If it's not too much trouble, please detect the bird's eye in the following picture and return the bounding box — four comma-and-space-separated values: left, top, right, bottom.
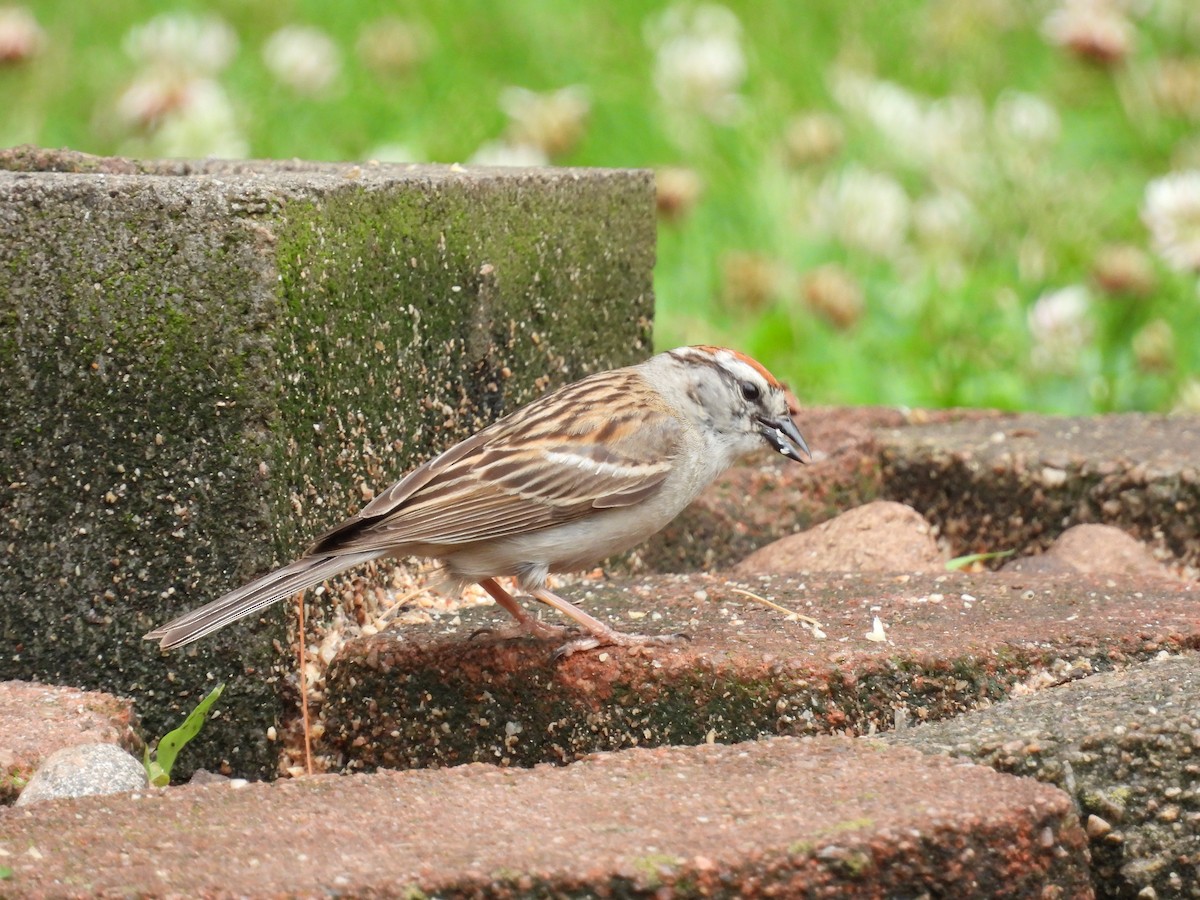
741, 382, 761, 402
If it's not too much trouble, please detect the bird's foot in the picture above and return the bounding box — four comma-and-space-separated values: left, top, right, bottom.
553, 628, 690, 660
475, 577, 582, 643
522, 584, 690, 659
469, 618, 579, 643
477, 578, 689, 659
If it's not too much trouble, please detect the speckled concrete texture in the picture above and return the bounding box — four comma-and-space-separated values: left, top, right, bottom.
886, 652, 1200, 899
0, 148, 654, 779
0, 681, 140, 805
14, 742, 146, 807
0, 736, 1093, 898
881, 412, 1200, 569
319, 571, 1198, 772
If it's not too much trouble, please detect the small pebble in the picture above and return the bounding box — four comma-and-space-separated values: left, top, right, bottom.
16, 744, 146, 807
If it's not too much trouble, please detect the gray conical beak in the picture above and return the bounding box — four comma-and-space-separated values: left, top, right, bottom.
758, 415, 811, 463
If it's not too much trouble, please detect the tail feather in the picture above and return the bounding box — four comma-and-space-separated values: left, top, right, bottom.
144, 551, 384, 650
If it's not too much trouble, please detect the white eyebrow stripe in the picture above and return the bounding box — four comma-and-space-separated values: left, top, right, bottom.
543, 449, 665, 479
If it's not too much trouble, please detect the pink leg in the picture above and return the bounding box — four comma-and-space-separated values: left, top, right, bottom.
477, 578, 575, 642
528, 587, 686, 658
477, 578, 685, 657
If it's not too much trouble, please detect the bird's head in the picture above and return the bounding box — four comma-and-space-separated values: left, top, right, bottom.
655, 345, 811, 464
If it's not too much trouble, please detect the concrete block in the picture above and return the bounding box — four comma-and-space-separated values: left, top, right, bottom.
0, 737, 1093, 897
0, 148, 654, 778
880, 412, 1200, 567
318, 570, 1199, 771
887, 653, 1200, 899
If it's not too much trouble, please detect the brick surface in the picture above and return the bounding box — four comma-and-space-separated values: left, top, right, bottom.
880, 412, 1200, 569
732, 500, 944, 575
0, 149, 654, 779
1005, 523, 1178, 578
0, 682, 140, 805
0, 736, 1092, 898
318, 571, 1198, 772
887, 652, 1200, 898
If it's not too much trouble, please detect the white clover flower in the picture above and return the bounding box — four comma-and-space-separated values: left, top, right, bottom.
140, 79, 247, 159
1149, 57, 1200, 120
468, 141, 549, 168
831, 71, 923, 153
913, 190, 979, 253
1174, 378, 1200, 413
655, 166, 704, 222
116, 71, 192, 130
720, 251, 783, 312
922, 94, 986, 166
500, 85, 590, 158
993, 91, 1062, 148
782, 112, 844, 166
356, 16, 430, 77
1028, 285, 1094, 370
1132, 318, 1175, 372
1042, 0, 1133, 65
263, 25, 341, 95
812, 165, 911, 258
830, 69, 983, 180
800, 264, 865, 330
1142, 171, 1200, 272
646, 3, 745, 122
123, 12, 237, 75
0, 6, 44, 63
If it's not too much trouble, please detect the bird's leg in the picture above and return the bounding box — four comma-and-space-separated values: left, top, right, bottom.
477, 578, 576, 642
528, 587, 686, 658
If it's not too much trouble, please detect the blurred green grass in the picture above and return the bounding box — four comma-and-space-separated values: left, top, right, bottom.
4, 0, 1199, 413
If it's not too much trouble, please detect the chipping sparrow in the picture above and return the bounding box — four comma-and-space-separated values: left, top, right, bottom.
145, 345, 810, 654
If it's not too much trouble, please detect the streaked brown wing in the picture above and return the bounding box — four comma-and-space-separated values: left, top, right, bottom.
308, 367, 684, 554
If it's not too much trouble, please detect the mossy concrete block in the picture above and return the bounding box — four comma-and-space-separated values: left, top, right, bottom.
880, 412, 1200, 568
318, 571, 1199, 773
0, 148, 654, 779
0, 738, 1093, 898
886, 653, 1200, 899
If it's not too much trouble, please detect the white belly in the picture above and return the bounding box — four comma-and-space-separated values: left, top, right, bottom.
439, 439, 732, 587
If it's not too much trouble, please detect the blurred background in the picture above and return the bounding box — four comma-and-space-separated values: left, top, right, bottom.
3, 0, 1199, 414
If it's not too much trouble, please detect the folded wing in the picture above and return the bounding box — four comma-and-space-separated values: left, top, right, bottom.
310, 368, 685, 553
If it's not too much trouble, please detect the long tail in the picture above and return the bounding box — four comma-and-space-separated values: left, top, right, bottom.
144, 550, 384, 650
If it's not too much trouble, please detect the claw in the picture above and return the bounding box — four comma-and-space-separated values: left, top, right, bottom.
553, 630, 688, 660
553, 638, 599, 659
470, 621, 577, 643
